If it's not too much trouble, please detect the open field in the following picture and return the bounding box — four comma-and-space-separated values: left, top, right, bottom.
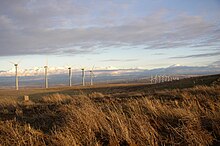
0, 74, 220, 145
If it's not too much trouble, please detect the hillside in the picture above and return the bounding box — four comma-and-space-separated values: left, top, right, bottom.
0, 74, 220, 145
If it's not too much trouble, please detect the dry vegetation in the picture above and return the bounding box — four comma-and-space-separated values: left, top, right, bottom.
0, 75, 220, 146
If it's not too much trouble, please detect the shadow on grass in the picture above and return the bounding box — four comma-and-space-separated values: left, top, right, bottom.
0, 103, 68, 133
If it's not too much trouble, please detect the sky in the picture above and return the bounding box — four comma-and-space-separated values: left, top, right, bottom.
0, 0, 220, 73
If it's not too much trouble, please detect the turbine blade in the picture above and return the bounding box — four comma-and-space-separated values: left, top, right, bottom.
17, 59, 22, 64
67, 64, 71, 68
9, 61, 16, 64
46, 57, 48, 66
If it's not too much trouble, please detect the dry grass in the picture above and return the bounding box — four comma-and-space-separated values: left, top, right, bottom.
0, 120, 46, 146
0, 84, 220, 145
41, 93, 72, 104
0, 98, 17, 108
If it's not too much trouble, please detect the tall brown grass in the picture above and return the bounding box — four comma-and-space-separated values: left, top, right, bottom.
0, 85, 220, 146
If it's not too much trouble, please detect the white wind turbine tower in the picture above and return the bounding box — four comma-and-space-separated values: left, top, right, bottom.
81, 67, 85, 86
165, 75, 167, 82
159, 75, 162, 83
9, 60, 21, 90
150, 75, 153, 84
158, 75, 161, 83
160, 75, 163, 83
89, 66, 95, 86
155, 74, 158, 84
162, 75, 164, 83
68, 66, 72, 87
44, 59, 48, 89
167, 76, 169, 82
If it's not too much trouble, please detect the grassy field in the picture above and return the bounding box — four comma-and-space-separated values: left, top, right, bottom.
0, 74, 220, 145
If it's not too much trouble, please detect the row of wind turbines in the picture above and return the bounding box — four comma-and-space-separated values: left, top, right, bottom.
150, 75, 179, 84
8, 61, 180, 91
10, 60, 95, 90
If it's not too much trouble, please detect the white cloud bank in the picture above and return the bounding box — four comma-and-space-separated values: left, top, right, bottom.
0, 0, 219, 57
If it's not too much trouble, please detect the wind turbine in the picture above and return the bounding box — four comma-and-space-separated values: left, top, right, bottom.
163, 75, 165, 83
68, 66, 72, 86
150, 76, 153, 84
9, 60, 21, 90
44, 59, 48, 88
155, 74, 158, 84
159, 75, 162, 83
89, 66, 95, 86
81, 67, 85, 86
168, 76, 170, 81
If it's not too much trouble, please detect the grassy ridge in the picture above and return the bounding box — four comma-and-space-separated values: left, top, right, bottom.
0, 74, 220, 145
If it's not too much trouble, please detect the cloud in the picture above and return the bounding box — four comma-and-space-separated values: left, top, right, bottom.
0, 1, 220, 57
170, 51, 220, 59
209, 60, 220, 67
101, 59, 138, 62
152, 53, 165, 55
